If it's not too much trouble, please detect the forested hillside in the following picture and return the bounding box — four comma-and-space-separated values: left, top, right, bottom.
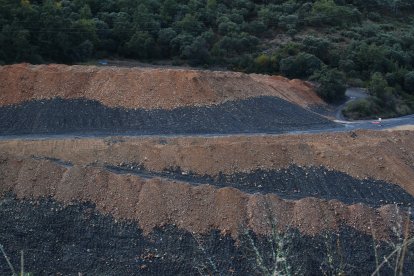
1, 0, 414, 118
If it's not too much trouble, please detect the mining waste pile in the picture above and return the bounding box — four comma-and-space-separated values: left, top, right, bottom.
0, 64, 335, 135
0, 64, 413, 275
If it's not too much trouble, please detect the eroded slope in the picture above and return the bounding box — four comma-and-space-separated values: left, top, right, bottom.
0, 155, 411, 241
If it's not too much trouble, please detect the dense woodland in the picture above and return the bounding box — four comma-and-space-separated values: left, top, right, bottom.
1, 0, 414, 118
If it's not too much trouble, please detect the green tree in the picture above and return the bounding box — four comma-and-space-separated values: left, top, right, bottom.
125, 31, 156, 59
253, 54, 278, 73
217, 17, 240, 35
257, 6, 280, 28
72, 39, 94, 61
206, 0, 217, 10
174, 13, 203, 35
280, 53, 322, 78
80, 4, 92, 19
158, 28, 177, 57
404, 72, 414, 93
161, 0, 179, 22
368, 72, 388, 98
245, 20, 266, 35
312, 68, 347, 103
181, 36, 211, 65
170, 33, 195, 56
133, 4, 160, 36
310, 0, 361, 26
347, 42, 392, 79
302, 36, 331, 63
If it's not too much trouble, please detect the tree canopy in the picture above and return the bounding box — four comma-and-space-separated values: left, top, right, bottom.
1, 0, 414, 118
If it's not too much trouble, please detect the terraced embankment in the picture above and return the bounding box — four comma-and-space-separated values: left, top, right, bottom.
0, 64, 413, 275
1, 130, 414, 274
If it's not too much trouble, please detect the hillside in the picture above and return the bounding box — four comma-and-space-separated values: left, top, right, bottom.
1, 0, 414, 118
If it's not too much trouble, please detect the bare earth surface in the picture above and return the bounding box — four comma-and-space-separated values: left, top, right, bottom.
387, 125, 414, 131
1, 130, 413, 195
0, 64, 325, 109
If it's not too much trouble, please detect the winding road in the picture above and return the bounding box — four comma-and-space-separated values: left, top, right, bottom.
333, 87, 414, 131
0, 115, 412, 141
335, 87, 369, 121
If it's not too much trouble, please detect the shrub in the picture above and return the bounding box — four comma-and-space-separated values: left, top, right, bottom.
368, 72, 388, 98
311, 68, 346, 103
302, 36, 331, 62
280, 53, 322, 78
404, 71, 414, 93
278, 15, 299, 30
310, 0, 361, 26
347, 78, 364, 87
367, 12, 381, 22
341, 97, 390, 119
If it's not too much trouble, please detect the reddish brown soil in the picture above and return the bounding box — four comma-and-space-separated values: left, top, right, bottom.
0, 64, 325, 109
1, 156, 410, 241
1, 130, 413, 195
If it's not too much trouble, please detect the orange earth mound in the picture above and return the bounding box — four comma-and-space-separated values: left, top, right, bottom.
0, 63, 325, 109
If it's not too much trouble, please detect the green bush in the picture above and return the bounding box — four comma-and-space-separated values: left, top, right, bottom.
367, 12, 381, 22
278, 15, 299, 30
280, 53, 322, 78
310, 0, 361, 26
311, 68, 346, 103
404, 71, 414, 93
368, 72, 388, 98
347, 78, 364, 87
181, 36, 211, 66
253, 54, 278, 73
343, 98, 378, 119
302, 36, 331, 62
